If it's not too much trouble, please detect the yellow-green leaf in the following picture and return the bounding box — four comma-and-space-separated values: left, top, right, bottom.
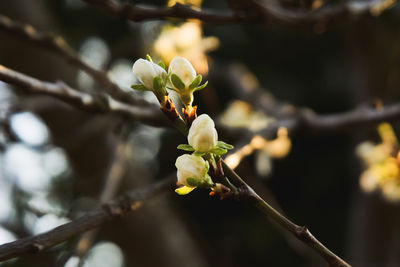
171, 74, 185, 91
177, 144, 195, 151
217, 141, 234, 150
189, 75, 202, 90
175, 186, 196, 195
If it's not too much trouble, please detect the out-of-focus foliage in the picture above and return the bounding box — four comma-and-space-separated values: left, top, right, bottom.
225, 127, 291, 172
357, 123, 400, 201
220, 100, 275, 131
153, 0, 219, 74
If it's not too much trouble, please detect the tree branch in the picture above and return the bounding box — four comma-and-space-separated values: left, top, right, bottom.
81, 0, 397, 27
244, 0, 398, 27
82, 0, 241, 23
217, 61, 400, 140
254, 103, 400, 141
0, 65, 168, 127
301, 104, 400, 132
0, 176, 175, 262
2, 61, 399, 142
0, 14, 138, 104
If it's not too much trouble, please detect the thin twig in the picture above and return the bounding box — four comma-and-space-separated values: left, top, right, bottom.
0, 14, 138, 104
221, 161, 351, 267
0, 65, 168, 127
226, 155, 321, 263
0, 176, 175, 262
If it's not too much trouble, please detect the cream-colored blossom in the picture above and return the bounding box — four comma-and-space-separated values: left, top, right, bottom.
132, 58, 166, 91
188, 114, 218, 152
175, 154, 208, 186
168, 56, 197, 88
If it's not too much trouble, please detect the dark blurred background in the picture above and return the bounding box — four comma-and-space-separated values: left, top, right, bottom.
1, 0, 400, 266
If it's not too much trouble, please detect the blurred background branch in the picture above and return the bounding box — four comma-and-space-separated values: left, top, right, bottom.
0, 175, 175, 262
0, 14, 138, 104
82, 0, 398, 28
0, 65, 167, 127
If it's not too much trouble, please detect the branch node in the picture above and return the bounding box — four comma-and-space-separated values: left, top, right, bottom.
31, 243, 44, 252
294, 225, 310, 241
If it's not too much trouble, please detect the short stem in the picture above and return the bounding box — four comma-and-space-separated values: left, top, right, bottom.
204, 154, 237, 193
174, 117, 189, 136
159, 96, 189, 136
185, 104, 193, 115
204, 153, 216, 168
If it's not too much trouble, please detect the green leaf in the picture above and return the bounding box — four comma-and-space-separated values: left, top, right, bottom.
175, 186, 196, 195
210, 147, 227, 156
193, 151, 205, 156
158, 61, 166, 69
204, 174, 214, 187
171, 74, 185, 91
193, 81, 208, 92
177, 144, 195, 151
189, 74, 202, 90
131, 84, 148, 91
153, 76, 163, 91
146, 54, 153, 62
186, 177, 202, 187
217, 141, 234, 150
203, 160, 210, 176
187, 177, 213, 188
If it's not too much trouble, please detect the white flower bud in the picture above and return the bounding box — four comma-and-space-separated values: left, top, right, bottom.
175, 154, 208, 186
188, 114, 218, 152
132, 58, 166, 91
168, 56, 197, 88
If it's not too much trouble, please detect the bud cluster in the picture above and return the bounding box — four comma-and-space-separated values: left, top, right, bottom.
175, 114, 233, 194
131, 55, 233, 195
131, 55, 206, 121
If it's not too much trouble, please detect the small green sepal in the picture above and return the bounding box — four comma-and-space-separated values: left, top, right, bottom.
210, 147, 228, 156
189, 75, 202, 90
171, 74, 185, 91
193, 151, 206, 156
153, 76, 163, 92
186, 177, 213, 188
177, 144, 195, 151
131, 84, 149, 91
204, 174, 214, 187
217, 141, 234, 150
193, 81, 208, 92
186, 177, 203, 187
158, 61, 166, 70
